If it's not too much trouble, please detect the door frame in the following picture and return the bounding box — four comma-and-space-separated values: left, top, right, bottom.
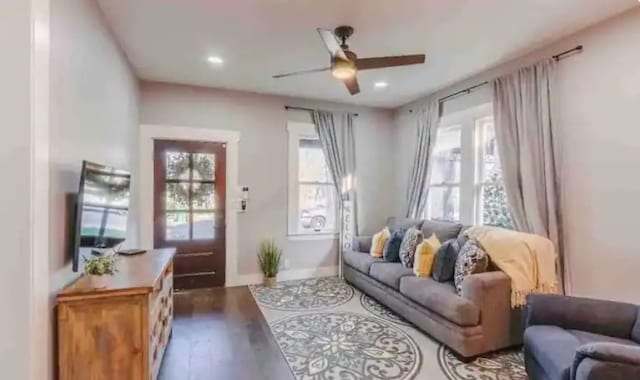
140, 124, 240, 287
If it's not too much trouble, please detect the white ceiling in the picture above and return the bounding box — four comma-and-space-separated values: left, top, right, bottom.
97, 0, 637, 108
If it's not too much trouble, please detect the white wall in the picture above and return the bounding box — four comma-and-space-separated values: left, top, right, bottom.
139, 82, 394, 276
0, 2, 38, 379
48, 0, 139, 373
393, 7, 640, 303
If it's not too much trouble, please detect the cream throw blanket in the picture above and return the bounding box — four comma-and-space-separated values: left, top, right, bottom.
465, 226, 559, 308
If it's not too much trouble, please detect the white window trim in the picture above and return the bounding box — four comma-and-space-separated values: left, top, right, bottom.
287, 122, 338, 240
428, 103, 494, 225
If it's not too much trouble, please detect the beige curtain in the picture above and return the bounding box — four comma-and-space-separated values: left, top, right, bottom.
311, 110, 358, 234
492, 59, 565, 289
405, 100, 440, 219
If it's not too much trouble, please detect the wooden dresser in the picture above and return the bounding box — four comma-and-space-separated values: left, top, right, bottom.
57, 248, 176, 380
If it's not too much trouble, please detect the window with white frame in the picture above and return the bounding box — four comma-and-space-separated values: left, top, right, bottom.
425, 104, 513, 228
287, 122, 338, 236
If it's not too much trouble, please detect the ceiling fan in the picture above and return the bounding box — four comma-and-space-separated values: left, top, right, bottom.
273, 26, 426, 95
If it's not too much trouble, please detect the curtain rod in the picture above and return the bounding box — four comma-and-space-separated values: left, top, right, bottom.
284, 105, 359, 117
409, 45, 583, 113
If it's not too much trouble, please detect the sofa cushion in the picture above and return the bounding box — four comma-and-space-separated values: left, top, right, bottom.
353, 236, 373, 253
525, 326, 580, 380
454, 239, 489, 294
370, 228, 390, 258
369, 262, 414, 290
383, 230, 405, 262
573, 342, 640, 372
399, 227, 424, 267
386, 217, 424, 233
525, 326, 640, 380
344, 250, 382, 274
399, 276, 480, 326
632, 312, 640, 343
413, 234, 441, 277
432, 239, 460, 282
421, 220, 463, 242
568, 330, 639, 346
457, 226, 471, 252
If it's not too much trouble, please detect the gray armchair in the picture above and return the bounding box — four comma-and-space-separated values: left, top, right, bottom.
524, 294, 640, 380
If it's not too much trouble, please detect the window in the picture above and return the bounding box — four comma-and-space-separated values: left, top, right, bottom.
476, 118, 513, 228
288, 122, 338, 236
426, 104, 513, 228
427, 126, 462, 221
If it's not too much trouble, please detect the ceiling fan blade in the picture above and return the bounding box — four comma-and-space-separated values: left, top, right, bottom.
317, 28, 348, 61
343, 76, 360, 95
272, 67, 330, 79
356, 54, 425, 71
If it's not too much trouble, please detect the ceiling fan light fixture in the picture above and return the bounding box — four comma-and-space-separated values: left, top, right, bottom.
374, 81, 388, 89
206, 56, 224, 65
331, 58, 357, 79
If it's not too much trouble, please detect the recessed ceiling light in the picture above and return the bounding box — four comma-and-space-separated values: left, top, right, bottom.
374, 81, 388, 89
206, 56, 224, 65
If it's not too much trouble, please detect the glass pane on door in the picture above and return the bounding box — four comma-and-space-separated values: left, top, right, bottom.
166, 212, 189, 241
193, 213, 215, 239
192, 153, 215, 181
163, 151, 218, 241
165, 183, 189, 210
192, 183, 215, 210
165, 152, 190, 180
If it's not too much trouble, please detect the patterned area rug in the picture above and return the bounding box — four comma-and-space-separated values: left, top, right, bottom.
250, 277, 527, 380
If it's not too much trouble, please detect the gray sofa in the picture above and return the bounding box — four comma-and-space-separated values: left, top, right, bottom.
343, 217, 524, 360
524, 294, 640, 380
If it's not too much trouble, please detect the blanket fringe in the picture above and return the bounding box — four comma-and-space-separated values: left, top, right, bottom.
511, 283, 559, 308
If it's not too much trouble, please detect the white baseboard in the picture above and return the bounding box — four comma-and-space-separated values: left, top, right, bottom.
227, 265, 338, 287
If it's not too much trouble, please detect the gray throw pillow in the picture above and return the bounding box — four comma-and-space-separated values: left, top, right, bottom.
399, 227, 424, 268
454, 239, 489, 294
383, 230, 405, 262
432, 239, 460, 282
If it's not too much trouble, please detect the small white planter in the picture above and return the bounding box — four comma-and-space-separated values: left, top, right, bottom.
263, 276, 277, 288
87, 274, 109, 289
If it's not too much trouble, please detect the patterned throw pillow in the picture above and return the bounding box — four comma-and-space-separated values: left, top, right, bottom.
454, 239, 489, 294
383, 230, 405, 262
413, 234, 441, 277
370, 228, 391, 258
399, 227, 424, 267
432, 239, 461, 282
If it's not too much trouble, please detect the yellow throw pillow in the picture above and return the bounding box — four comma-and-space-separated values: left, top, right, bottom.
413, 234, 442, 277
370, 228, 391, 258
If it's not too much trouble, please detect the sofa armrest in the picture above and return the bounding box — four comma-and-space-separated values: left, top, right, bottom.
526, 295, 638, 339
574, 343, 640, 368
460, 271, 520, 347
352, 236, 372, 253
460, 271, 511, 304
572, 344, 640, 380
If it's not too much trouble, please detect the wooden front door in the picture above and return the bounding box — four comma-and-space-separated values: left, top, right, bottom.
154, 140, 226, 289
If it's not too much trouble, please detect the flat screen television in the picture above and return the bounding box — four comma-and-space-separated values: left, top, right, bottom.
72, 160, 131, 272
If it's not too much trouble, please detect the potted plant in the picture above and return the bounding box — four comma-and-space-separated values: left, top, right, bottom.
83, 252, 118, 288
257, 239, 282, 287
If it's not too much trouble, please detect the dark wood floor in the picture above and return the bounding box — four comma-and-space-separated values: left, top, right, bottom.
159, 286, 294, 380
